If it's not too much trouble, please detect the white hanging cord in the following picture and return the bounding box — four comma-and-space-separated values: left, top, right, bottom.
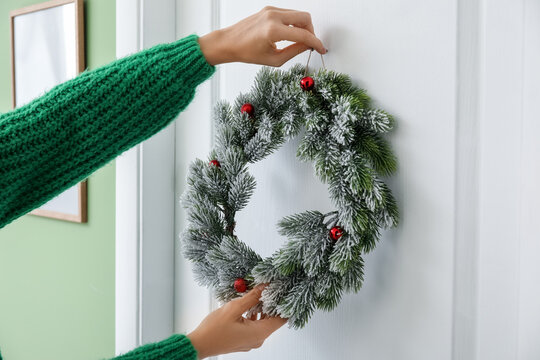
304, 49, 326, 76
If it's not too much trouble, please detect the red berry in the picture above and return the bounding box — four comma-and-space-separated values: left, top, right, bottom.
234, 278, 247, 293
300, 76, 315, 91
329, 226, 344, 241
240, 103, 255, 117
209, 159, 221, 167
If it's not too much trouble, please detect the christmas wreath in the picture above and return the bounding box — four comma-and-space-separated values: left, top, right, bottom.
181, 62, 399, 329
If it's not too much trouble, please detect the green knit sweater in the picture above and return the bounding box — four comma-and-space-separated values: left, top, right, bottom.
0, 33, 214, 229
0, 34, 215, 359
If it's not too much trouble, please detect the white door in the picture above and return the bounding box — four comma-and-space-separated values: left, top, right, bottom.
177, 2, 456, 359
118, 1, 540, 359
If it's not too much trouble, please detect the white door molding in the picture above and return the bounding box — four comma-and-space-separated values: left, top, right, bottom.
452, 0, 482, 358
115, 0, 177, 355
453, 1, 540, 359
172, 0, 220, 336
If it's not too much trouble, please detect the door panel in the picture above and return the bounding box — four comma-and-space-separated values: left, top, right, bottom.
171, 1, 540, 359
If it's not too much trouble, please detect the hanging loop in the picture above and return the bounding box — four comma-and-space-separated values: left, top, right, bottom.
304, 49, 327, 76
320, 52, 326, 70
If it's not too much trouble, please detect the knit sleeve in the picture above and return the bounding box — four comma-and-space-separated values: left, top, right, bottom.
110, 334, 198, 360
0, 34, 215, 228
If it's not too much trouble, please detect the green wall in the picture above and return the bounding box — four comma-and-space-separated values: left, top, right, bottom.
0, 1, 116, 359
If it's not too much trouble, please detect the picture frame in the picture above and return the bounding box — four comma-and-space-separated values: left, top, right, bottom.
10, 0, 87, 223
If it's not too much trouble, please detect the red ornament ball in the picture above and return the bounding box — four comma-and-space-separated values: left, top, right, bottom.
209, 159, 221, 168
329, 226, 344, 241
300, 76, 315, 91
234, 278, 247, 293
240, 103, 255, 117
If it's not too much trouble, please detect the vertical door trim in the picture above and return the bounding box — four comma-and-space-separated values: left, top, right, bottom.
115, 0, 142, 354
172, 0, 220, 344
116, 0, 177, 355
452, 0, 483, 358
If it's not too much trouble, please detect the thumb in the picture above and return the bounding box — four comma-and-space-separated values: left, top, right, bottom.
274, 43, 310, 66
230, 284, 266, 315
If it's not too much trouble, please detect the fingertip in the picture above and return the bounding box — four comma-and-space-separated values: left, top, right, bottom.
245, 284, 263, 298
252, 283, 266, 296
255, 283, 267, 291
232, 283, 266, 312
317, 45, 328, 55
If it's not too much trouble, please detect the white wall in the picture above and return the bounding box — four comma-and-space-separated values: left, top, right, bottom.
171, 1, 540, 359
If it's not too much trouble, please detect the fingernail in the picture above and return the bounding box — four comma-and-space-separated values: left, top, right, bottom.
325, 48, 329, 54
255, 284, 266, 291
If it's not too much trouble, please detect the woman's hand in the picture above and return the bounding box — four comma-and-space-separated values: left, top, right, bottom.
187, 285, 287, 359
198, 6, 327, 67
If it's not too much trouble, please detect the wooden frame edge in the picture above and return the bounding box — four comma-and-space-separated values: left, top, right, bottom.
10, 9, 15, 109
29, 180, 88, 223
9, 0, 77, 18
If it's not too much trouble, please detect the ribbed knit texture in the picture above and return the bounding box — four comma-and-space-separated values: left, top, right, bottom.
111, 334, 197, 360
0, 34, 215, 229
0, 335, 198, 360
